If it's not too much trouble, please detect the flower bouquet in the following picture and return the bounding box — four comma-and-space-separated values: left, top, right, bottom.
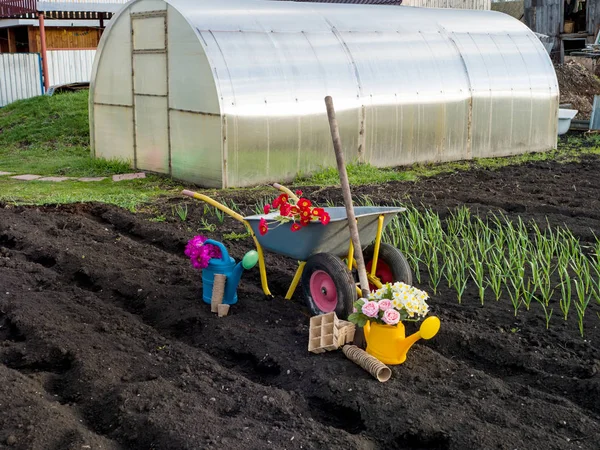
184, 235, 221, 269
259, 190, 331, 235
348, 282, 430, 327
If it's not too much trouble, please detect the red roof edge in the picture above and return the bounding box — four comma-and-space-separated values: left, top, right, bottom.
0, 0, 37, 19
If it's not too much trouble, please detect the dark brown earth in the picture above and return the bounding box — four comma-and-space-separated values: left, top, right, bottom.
1, 154, 600, 450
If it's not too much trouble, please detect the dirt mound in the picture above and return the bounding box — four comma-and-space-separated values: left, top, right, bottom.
556, 61, 600, 118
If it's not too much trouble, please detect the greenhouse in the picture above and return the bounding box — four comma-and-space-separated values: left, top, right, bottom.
90, 0, 559, 188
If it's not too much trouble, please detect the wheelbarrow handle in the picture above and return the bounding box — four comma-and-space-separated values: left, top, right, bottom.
272, 183, 300, 201
181, 189, 245, 223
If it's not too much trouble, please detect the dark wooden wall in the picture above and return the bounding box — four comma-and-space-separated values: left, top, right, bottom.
589, 1, 600, 40
0, 26, 100, 53
0, 28, 10, 53
524, 0, 562, 60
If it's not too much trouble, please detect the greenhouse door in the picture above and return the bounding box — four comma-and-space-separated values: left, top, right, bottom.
131, 12, 170, 174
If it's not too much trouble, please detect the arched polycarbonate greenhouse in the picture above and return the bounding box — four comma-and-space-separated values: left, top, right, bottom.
90, 0, 559, 188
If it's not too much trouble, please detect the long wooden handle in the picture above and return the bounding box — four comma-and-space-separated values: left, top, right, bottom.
325, 96, 370, 298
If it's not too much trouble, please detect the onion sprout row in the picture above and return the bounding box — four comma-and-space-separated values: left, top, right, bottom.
383, 204, 600, 336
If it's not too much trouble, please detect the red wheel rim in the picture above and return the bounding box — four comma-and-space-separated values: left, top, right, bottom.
366, 259, 394, 291
310, 270, 338, 313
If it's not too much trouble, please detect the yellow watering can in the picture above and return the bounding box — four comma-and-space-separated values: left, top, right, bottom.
363, 316, 440, 365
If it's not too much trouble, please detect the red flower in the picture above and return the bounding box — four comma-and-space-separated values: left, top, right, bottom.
291, 205, 300, 215
263, 204, 271, 214
295, 189, 303, 197
301, 218, 310, 226
297, 198, 312, 210
278, 193, 289, 205
272, 197, 280, 208
259, 218, 268, 235
300, 209, 311, 220
311, 207, 324, 218
291, 223, 302, 232
320, 212, 331, 225
280, 202, 292, 217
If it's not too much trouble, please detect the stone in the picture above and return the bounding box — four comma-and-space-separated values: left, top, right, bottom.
77, 177, 107, 182
37, 177, 71, 182
0, 171, 13, 176
112, 172, 146, 182
10, 174, 42, 181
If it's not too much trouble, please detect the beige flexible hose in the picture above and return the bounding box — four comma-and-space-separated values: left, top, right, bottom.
342, 345, 392, 382
211, 274, 226, 313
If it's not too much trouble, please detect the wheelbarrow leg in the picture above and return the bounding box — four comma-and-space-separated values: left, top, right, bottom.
251, 235, 272, 297
285, 261, 306, 300
370, 215, 385, 277
350, 215, 386, 292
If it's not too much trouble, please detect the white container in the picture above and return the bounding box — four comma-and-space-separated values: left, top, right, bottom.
558, 109, 578, 135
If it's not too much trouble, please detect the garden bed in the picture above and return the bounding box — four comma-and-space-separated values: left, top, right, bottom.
1, 155, 599, 450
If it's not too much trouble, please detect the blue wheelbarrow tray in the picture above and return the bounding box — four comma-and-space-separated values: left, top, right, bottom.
244, 206, 405, 261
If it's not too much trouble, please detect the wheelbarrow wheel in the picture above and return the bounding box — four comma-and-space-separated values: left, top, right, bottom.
364, 243, 412, 290
302, 253, 356, 319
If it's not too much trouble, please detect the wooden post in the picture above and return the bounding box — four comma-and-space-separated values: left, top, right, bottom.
99, 13, 105, 38
324, 96, 370, 298
7, 28, 17, 53
38, 12, 49, 92
27, 26, 37, 53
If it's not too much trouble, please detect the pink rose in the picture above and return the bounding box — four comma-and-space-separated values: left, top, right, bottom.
382, 308, 400, 325
361, 301, 380, 318
378, 300, 392, 311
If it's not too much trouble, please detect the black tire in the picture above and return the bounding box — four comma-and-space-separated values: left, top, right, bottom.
363, 242, 412, 287
302, 253, 356, 319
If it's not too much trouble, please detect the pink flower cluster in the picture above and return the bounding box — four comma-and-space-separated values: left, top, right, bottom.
349, 282, 430, 328
184, 235, 221, 269
361, 300, 400, 325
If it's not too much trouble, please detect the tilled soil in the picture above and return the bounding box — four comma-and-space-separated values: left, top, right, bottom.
1, 155, 600, 450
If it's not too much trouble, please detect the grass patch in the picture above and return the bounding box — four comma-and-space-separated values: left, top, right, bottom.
0, 176, 182, 212
297, 163, 418, 185
0, 90, 130, 177
0, 90, 175, 210
0, 152, 131, 177
296, 134, 600, 186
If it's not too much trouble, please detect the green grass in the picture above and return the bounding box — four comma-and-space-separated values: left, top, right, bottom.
0, 90, 130, 176
0, 91, 181, 209
0, 176, 182, 211
296, 135, 600, 186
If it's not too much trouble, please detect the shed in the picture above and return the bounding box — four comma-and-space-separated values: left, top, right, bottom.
90, 0, 558, 188
522, 0, 600, 62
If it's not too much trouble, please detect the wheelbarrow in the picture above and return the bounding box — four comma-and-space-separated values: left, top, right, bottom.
182, 184, 412, 319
